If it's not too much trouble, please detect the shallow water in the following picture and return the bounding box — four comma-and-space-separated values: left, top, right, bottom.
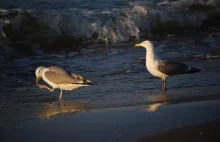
1, 34, 220, 123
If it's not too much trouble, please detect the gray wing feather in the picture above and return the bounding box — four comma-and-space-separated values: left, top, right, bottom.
157, 60, 188, 75
45, 66, 89, 84
44, 71, 79, 84
48, 66, 68, 74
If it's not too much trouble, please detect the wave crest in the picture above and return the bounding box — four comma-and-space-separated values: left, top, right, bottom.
1, 1, 220, 46
32, 8, 140, 43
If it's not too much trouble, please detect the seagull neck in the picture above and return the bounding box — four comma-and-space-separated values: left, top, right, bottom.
146, 47, 156, 62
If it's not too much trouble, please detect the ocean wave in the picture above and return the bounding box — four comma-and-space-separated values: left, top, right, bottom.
169, 0, 220, 9
194, 54, 220, 59
1, 0, 220, 47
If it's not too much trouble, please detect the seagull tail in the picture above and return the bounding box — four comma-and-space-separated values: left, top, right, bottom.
71, 73, 97, 86
82, 80, 97, 86
186, 67, 202, 73
86, 82, 97, 86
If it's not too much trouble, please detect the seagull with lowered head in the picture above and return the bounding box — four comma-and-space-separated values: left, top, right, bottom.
35, 66, 94, 99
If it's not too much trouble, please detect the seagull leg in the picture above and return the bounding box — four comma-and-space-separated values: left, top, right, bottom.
59, 90, 63, 99
38, 84, 54, 92
37, 84, 47, 88
161, 78, 168, 91
161, 78, 164, 90
162, 78, 168, 91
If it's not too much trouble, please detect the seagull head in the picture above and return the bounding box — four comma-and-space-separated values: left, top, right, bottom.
135, 40, 153, 49
35, 66, 46, 85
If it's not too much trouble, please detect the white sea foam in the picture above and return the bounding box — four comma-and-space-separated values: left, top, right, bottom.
1, 0, 220, 43
172, 0, 220, 7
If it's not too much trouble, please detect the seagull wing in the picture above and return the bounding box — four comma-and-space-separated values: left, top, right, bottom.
44, 66, 82, 84
44, 71, 79, 84
157, 60, 189, 75
45, 66, 90, 84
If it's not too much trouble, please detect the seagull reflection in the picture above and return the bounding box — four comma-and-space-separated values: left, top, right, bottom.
144, 92, 168, 112
39, 100, 88, 119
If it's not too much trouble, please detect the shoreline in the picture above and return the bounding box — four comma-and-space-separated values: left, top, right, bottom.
2, 99, 220, 142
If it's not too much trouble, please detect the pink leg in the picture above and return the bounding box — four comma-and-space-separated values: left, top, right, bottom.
38, 84, 48, 89
37, 84, 54, 92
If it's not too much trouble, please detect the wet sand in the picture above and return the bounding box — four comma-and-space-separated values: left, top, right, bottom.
2, 99, 220, 142
139, 119, 220, 142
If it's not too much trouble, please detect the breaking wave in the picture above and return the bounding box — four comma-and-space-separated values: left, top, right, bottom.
1, 0, 220, 48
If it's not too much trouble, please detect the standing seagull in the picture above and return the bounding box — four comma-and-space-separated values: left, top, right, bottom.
135, 40, 202, 91
35, 66, 94, 99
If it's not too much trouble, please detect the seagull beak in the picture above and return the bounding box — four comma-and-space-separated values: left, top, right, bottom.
36, 76, 41, 85
135, 43, 142, 47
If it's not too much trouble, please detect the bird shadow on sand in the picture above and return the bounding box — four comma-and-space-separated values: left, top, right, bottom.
38, 99, 89, 119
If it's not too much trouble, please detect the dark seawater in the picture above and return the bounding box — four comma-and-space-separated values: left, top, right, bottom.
1, 0, 220, 44
1, 0, 220, 123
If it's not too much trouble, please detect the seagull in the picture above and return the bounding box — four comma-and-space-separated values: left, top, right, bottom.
135, 40, 202, 91
35, 66, 94, 99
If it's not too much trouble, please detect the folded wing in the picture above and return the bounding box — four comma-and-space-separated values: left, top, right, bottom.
45, 66, 89, 84
157, 60, 189, 75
